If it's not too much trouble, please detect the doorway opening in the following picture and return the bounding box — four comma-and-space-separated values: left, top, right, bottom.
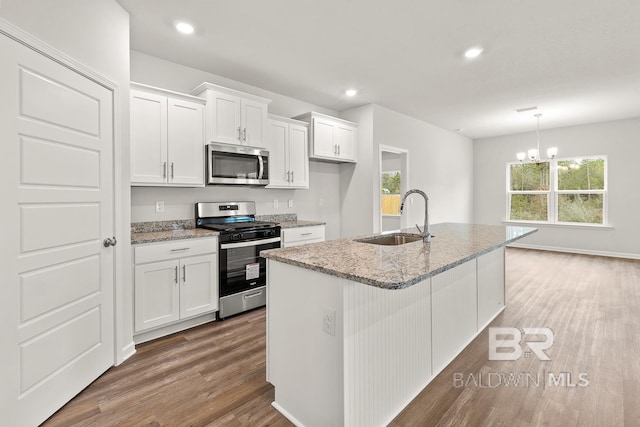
379, 145, 409, 233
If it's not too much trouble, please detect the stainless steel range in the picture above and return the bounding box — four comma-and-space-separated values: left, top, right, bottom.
195, 202, 280, 319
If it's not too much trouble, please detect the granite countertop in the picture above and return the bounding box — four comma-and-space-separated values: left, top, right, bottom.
278, 220, 326, 229
261, 223, 537, 290
131, 228, 219, 244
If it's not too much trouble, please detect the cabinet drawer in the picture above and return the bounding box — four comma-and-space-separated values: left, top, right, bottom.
135, 238, 217, 264
282, 226, 325, 244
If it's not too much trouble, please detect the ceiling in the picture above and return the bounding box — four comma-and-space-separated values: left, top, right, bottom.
116, 0, 640, 139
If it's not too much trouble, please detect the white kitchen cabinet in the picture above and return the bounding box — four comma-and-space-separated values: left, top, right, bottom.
134, 237, 218, 333
293, 111, 357, 163
282, 225, 325, 248
431, 259, 477, 373
130, 82, 206, 186
192, 82, 271, 147
265, 115, 309, 189
477, 247, 505, 330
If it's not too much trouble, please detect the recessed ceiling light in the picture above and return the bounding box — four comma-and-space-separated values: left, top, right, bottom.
175, 21, 195, 35
464, 47, 484, 59
345, 89, 357, 97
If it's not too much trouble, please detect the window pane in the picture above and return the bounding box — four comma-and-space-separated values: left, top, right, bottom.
558, 194, 604, 224
510, 194, 548, 221
557, 158, 605, 190
510, 163, 550, 191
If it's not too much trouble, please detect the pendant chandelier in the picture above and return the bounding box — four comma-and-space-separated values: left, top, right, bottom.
516, 113, 557, 163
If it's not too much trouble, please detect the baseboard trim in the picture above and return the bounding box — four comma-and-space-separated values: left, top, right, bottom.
271, 401, 306, 427
119, 342, 136, 365
507, 243, 640, 260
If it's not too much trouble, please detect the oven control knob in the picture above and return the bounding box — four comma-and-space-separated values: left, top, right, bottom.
231, 233, 242, 241
263, 230, 273, 237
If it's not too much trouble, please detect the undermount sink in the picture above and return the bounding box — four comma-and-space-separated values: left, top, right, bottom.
356, 233, 424, 246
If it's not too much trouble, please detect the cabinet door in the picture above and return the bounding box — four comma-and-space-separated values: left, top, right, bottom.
288, 123, 309, 188
431, 259, 477, 373
211, 92, 242, 145
130, 90, 167, 184
134, 260, 180, 332
241, 99, 267, 146
167, 97, 205, 186
477, 248, 505, 329
335, 123, 356, 161
312, 117, 337, 158
180, 254, 218, 318
265, 119, 289, 187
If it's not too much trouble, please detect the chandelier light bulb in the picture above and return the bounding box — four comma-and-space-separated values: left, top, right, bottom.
528, 149, 538, 161
516, 152, 526, 162
547, 147, 558, 159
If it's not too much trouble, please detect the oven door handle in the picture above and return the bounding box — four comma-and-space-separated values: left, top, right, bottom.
220, 236, 281, 250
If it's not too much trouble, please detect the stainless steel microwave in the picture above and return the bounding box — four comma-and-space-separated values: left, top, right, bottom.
206, 143, 269, 186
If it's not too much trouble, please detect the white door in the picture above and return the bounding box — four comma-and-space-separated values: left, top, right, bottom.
0, 34, 115, 426
312, 118, 337, 158
180, 254, 218, 318
266, 119, 289, 187
211, 92, 242, 145
241, 99, 266, 146
288, 123, 309, 188
167, 97, 204, 186
130, 89, 168, 184
134, 260, 181, 331
336, 124, 356, 161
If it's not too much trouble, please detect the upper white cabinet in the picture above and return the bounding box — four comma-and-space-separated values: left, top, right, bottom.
192, 82, 271, 147
293, 112, 357, 163
130, 82, 205, 187
265, 115, 309, 189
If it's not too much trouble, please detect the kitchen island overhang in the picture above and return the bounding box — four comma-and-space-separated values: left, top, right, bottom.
262, 223, 537, 427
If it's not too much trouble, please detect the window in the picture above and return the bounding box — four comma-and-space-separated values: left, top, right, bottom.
507, 156, 607, 225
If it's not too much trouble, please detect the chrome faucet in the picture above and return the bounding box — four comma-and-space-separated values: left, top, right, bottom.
399, 189, 432, 243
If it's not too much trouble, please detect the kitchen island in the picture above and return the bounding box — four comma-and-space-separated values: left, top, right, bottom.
262, 223, 536, 427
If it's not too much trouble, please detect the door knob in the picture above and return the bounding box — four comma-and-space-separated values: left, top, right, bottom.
103, 237, 117, 247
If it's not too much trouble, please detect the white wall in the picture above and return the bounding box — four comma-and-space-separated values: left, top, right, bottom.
474, 117, 640, 258
373, 105, 474, 232
0, 0, 133, 361
130, 51, 343, 240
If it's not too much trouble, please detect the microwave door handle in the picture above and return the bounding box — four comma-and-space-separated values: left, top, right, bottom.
258, 155, 264, 179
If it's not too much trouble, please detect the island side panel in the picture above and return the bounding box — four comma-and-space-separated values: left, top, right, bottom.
266, 260, 344, 426
477, 247, 506, 330
431, 259, 478, 374
343, 278, 432, 427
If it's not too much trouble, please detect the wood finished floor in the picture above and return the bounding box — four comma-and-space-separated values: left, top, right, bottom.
43, 249, 640, 427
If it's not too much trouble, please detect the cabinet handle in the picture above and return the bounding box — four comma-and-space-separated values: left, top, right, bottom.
182, 264, 186, 283
174, 266, 178, 284
162, 162, 167, 178
338, 145, 341, 156
244, 291, 262, 299
237, 127, 242, 141
334, 144, 338, 155
170, 162, 174, 179
286, 171, 291, 182
291, 170, 294, 182
300, 232, 313, 236
243, 128, 247, 142
170, 247, 190, 252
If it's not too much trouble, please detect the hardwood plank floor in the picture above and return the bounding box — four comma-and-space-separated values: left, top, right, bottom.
43, 249, 640, 426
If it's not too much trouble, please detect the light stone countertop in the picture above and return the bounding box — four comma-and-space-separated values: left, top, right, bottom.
261, 223, 537, 289
131, 228, 219, 245
278, 220, 326, 229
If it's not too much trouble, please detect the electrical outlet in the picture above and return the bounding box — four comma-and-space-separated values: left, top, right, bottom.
322, 309, 336, 336
273, 199, 278, 208
319, 198, 324, 207
288, 200, 293, 208
155, 200, 165, 213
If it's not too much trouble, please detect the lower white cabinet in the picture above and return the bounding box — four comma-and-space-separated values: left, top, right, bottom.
281, 225, 325, 248
134, 237, 218, 333
477, 247, 505, 328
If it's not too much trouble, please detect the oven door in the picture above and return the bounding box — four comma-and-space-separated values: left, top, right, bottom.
207, 144, 269, 186
219, 237, 280, 297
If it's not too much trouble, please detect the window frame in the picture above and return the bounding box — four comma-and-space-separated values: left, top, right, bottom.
506, 155, 608, 226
